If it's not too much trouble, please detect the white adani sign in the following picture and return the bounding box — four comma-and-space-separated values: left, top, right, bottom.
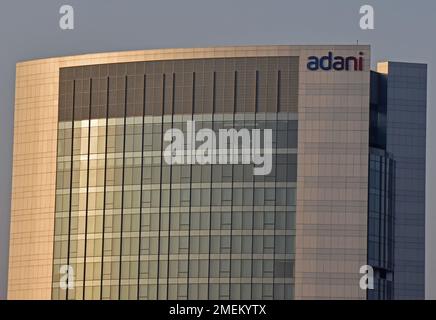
163, 121, 273, 176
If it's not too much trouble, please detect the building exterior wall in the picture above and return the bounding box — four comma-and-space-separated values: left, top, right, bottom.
377, 62, 427, 299
9, 45, 371, 300
295, 47, 370, 299
367, 148, 395, 299
52, 57, 299, 300
8, 54, 59, 299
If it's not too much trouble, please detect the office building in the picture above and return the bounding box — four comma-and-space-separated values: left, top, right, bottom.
7, 45, 426, 299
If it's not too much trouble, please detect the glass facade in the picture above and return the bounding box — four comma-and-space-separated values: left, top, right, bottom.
370, 63, 427, 299
51, 57, 299, 299
367, 148, 395, 299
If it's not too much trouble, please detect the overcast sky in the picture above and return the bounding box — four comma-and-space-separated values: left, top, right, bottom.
0, 0, 435, 299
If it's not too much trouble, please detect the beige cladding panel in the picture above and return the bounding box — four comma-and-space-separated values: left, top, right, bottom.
8, 45, 370, 299
295, 47, 370, 299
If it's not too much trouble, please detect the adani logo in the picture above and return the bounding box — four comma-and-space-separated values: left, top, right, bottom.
307, 52, 364, 71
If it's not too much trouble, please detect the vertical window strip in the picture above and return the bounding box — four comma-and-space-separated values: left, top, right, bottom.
100, 77, 110, 299
66, 80, 76, 300
82, 78, 92, 298
207, 71, 216, 299
251, 70, 259, 299
156, 73, 166, 298
186, 71, 195, 299
165, 72, 175, 299
118, 75, 128, 298
137, 74, 146, 299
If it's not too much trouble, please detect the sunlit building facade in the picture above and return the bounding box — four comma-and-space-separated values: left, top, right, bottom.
8, 46, 426, 300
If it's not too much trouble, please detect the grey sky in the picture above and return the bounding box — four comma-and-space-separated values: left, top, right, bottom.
0, 0, 434, 299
